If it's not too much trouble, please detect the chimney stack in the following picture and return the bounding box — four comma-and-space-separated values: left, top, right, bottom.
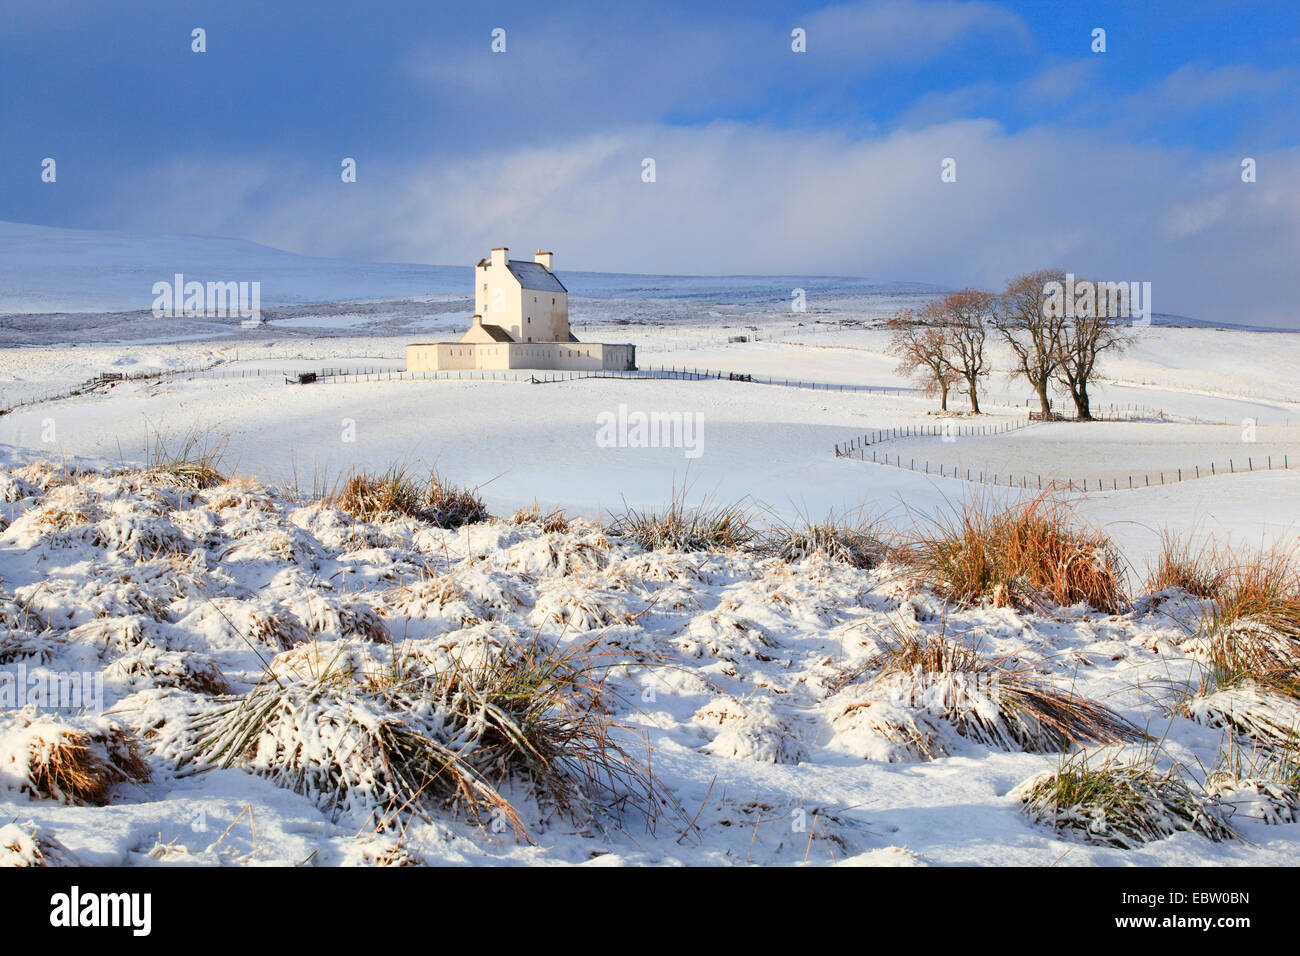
535, 249, 553, 272
490, 247, 508, 267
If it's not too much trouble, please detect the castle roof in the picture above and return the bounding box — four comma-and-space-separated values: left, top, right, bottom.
506, 260, 567, 294
478, 323, 514, 342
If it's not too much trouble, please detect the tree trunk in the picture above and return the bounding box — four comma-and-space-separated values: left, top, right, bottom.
967, 379, 980, 414
1076, 385, 1093, 421
940, 383, 948, 411
1035, 380, 1051, 417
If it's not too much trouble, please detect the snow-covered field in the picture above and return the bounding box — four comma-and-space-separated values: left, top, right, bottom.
2, 224, 1299, 866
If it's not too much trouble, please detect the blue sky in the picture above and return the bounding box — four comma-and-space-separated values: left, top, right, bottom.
2, 0, 1297, 323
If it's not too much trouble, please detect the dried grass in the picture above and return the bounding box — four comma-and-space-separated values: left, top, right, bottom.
3, 709, 150, 806
332, 467, 488, 528
902, 494, 1126, 612
867, 627, 1142, 752
1202, 543, 1300, 685
178, 637, 665, 838
764, 511, 889, 569
512, 502, 571, 534
610, 488, 757, 553
1145, 532, 1230, 599
146, 430, 227, 490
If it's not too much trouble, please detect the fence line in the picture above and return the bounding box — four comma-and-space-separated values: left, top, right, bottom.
0, 359, 229, 417
298, 363, 937, 394
844, 440, 1295, 492
834, 418, 1033, 458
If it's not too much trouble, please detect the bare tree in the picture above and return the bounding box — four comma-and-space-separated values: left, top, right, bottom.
888, 307, 956, 411
992, 269, 1065, 417
1053, 280, 1131, 421
935, 289, 993, 414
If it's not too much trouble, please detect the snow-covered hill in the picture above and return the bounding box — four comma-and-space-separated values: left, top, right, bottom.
0, 220, 928, 318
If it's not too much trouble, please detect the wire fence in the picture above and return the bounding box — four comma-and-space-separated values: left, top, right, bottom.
843, 438, 1296, 492
0, 359, 228, 417
298, 363, 933, 393
834, 418, 1034, 458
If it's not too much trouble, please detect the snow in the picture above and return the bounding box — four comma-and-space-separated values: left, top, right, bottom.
0, 465, 1297, 866
1, 224, 1299, 866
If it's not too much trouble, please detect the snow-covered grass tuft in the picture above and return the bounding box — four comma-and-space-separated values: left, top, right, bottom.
0, 706, 150, 806
1017, 751, 1234, 848
1180, 681, 1300, 752
1204, 740, 1300, 825
0, 821, 79, 866
146, 429, 227, 490
829, 693, 950, 761
610, 488, 757, 553
1207, 776, 1300, 825
763, 510, 889, 569
1177, 543, 1300, 751
865, 627, 1142, 753
512, 502, 571, 534
332, 467, 488, 528
422, 472, 490, 528
903, 494, 1126, 613
174, 637, 664, 838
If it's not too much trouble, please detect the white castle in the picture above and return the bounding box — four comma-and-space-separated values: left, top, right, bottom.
406, 247, 636, 372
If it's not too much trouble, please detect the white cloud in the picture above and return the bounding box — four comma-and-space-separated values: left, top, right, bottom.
98, 121, 1300, 328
